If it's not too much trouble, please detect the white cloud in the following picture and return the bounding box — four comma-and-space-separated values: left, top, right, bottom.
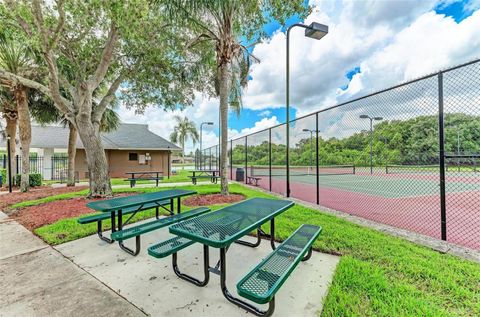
243, 0, 480, 120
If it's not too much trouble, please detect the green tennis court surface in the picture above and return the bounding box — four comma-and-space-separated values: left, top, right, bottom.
278, 173, 478, 198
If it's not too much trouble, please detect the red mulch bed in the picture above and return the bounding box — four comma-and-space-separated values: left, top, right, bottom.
0, 186, 89, 210
8, 192, 135, 230
183, 194, 245, 206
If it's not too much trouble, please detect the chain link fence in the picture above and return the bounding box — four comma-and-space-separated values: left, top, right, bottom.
198, 59, 480, 251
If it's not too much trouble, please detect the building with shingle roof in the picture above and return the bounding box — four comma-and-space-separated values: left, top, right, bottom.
0, 123, 181, 180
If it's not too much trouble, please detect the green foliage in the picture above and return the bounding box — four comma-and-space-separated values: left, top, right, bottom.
234, 113, 480, 167
0, 168, 6, 185
14, 173, 42, 187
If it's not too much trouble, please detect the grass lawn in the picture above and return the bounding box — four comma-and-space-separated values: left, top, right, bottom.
25, 183, 480, 316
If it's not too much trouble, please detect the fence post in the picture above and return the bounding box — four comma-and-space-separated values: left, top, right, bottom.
438, 72, 447, 241
244, 136, 248, 184
269, 128, 272, 192
316, 113, 320, 205
230, 140, 233, 179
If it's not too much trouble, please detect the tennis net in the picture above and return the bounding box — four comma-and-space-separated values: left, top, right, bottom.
249, 165, 356, 177
385, 164, 439, 174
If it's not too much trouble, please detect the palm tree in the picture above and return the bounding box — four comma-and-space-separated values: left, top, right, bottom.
0, 36, 37, 191
164, 0, 307, 195
170, 116, 199, 166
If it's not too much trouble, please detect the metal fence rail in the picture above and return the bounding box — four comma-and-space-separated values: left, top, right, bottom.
1, 155, 71, 181
198, 59, 480, 251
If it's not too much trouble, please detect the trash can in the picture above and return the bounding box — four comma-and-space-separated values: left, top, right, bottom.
235, 168, 245, 182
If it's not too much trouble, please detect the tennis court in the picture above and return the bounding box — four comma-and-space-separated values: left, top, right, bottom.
245, 165, 480, 250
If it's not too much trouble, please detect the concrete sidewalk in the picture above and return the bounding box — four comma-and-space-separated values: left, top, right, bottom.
56, 218, 340, 317
0, 212, 145, 317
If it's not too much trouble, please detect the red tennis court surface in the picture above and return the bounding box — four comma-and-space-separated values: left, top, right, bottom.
232, 168, 479, 251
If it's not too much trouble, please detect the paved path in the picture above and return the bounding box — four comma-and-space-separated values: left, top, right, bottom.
0, 212, 145, 317
56, 218, 340, 317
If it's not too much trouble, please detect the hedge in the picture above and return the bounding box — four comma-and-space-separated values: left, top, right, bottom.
14, 173, 42, 187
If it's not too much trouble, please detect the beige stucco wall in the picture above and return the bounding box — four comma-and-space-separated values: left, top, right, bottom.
74, 149, 170, 179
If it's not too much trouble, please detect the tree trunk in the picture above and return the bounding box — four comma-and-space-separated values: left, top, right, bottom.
76, 115, 112, 197
219, 63, 229, 195
15, 87, 31, 192
3, 110, 17, 187
67, 122, 77, 186
181, 140, 185, 169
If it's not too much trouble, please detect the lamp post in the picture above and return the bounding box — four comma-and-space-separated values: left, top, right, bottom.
286, 22, 328, 197
200, 122, 214, 170
6, 136, 12, 193
359, 114, 383, 174
302, 128, 319, 174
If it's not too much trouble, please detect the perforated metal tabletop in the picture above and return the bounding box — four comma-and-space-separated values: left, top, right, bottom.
169, 198, 294, 248
86, 189, 196, 212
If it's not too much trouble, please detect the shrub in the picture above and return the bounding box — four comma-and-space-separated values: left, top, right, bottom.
0, 169, 5, 186
14, 173, 43, 187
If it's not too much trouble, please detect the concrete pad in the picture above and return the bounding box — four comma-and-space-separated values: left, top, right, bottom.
0, 211, 9, 221
0, 220, 47, 260
0, 247, 145, 317
56, 219, 340, 316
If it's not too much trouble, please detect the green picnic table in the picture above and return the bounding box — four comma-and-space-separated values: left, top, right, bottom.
188, 169, 220, 184
148, 197, 322, 316
85, 189, 196, 255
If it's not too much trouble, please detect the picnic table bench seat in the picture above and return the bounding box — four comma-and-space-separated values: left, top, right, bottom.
236, 224, 322, 306
112, 207, 210, 242
246, 176, 262, 186
148, 236, 195, 258
125, 176, 163, 188
110, 207, 210, 256
78, 200, 172, 243
188, 175, 221, 185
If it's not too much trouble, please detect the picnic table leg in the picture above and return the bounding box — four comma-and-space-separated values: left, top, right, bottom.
177, 197, 181, 214
269, 218, 276, 250
219, 247, 275, 317
117, 210, 141, 256
155, 206, 159, 219
235, 228, 261, 248
169, 199, 174, 216
172, 244, 210, 287
97, 219, 114, 244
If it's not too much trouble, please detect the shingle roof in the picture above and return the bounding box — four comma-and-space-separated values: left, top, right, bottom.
0, 123, 181, 151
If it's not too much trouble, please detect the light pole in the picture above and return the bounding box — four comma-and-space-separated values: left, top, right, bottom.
286, 22, 328, 196
200, 122, 214, 170
359, 114, 383, 174
302, 128, 319, 174
6, 136, 12, 193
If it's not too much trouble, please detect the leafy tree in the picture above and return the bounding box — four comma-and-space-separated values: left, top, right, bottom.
230, 114, 480, 170
165, 0, 308, 195
0, 0, 205, 197
170, 115, 199, 166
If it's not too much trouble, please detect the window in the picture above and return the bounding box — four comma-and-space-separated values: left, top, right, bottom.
129, 153, 138, 161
